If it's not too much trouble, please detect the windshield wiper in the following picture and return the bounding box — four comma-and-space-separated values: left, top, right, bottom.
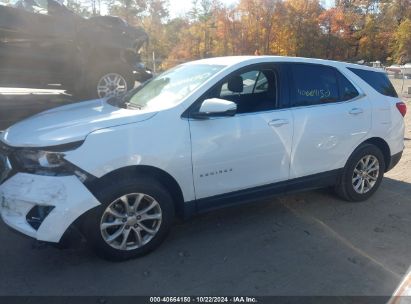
125, 102, 142, 110
106, 96, 141, 110
106, 96, 121, 107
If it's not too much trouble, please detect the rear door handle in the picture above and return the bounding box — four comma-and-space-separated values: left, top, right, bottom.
349, 108, 364, 115
268, 119, 289, 127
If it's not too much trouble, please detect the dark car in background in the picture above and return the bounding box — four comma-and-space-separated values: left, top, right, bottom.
0, 0, 153, 99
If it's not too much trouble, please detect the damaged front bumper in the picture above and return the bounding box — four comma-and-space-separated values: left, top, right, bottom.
0, 173, 100, 242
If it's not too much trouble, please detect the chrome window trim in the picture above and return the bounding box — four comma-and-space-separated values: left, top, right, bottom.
186, 93, 367, 120
185, 107, 291, 121
289, 93, 367, 111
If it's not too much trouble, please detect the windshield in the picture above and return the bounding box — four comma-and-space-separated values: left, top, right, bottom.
126, 64, 224, 110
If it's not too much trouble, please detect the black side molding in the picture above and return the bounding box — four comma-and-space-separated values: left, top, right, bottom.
183, 169, 342, 218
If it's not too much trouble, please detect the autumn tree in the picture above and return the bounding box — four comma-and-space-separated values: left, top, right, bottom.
392, 18, 411, 63
282, 0, 323, 57
73, 0, 411, 69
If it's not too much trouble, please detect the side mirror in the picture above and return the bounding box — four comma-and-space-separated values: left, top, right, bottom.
191, 98, 237, 119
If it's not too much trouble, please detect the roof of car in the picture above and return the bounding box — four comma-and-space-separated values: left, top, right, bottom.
186, 56, 384, 73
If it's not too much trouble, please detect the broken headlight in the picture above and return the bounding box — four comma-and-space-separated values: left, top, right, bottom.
12, 141, 92, 182
14, 149, 67, 171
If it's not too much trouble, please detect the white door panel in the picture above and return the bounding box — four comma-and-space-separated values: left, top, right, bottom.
290, 96, 372, 178
189, 110, 293, 199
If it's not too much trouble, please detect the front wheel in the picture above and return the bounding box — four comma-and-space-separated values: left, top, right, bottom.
82, 177, 175, 261
335, 144, 385, 202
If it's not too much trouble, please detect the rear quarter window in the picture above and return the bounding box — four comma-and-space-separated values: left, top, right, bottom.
348, 68, 398, 97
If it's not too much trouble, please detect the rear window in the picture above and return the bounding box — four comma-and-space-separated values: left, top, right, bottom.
348, 68, 397, 97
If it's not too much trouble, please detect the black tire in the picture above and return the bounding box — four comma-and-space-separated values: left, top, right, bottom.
335, 143, 385, 202
82, 177, 175, 261
75, 62, 135, 100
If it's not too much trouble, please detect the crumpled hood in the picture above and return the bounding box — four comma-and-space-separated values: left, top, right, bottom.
1, 99, 157, 148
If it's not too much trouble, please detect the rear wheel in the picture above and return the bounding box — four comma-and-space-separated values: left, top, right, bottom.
335, 144, 385, 202
96, 72, 129, 98
83, 177, 175, 261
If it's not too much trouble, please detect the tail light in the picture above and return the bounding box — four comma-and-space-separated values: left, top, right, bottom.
396, 101, 407, 117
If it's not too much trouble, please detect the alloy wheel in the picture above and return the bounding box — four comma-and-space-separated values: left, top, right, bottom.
97, 73, 128, 98
352, 154, 380, 194
100, 193, 162, 251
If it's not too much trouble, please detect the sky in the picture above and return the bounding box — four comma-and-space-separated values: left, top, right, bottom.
167, 0, 335, 19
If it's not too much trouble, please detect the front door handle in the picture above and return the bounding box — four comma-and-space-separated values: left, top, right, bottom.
349, 108, 364, 115
268, 119, 289, 127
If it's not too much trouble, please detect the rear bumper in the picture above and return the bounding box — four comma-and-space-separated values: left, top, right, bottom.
0, 173, 100, 242
386, 151, 403, 172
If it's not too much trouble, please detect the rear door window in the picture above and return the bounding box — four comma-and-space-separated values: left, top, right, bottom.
291, 64, 339, 107
348, 68, 397, 97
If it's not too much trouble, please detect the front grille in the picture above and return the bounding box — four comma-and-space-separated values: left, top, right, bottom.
0, 141, 13, 184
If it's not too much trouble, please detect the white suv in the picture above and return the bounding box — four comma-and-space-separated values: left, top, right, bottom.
0, 56, 406, 260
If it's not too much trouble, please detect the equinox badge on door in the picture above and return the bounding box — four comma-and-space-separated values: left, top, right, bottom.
200, 168, 233, 178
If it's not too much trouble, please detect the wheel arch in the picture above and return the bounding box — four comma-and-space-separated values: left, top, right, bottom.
355, 137, 391, 172
86, 165, 186, 218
